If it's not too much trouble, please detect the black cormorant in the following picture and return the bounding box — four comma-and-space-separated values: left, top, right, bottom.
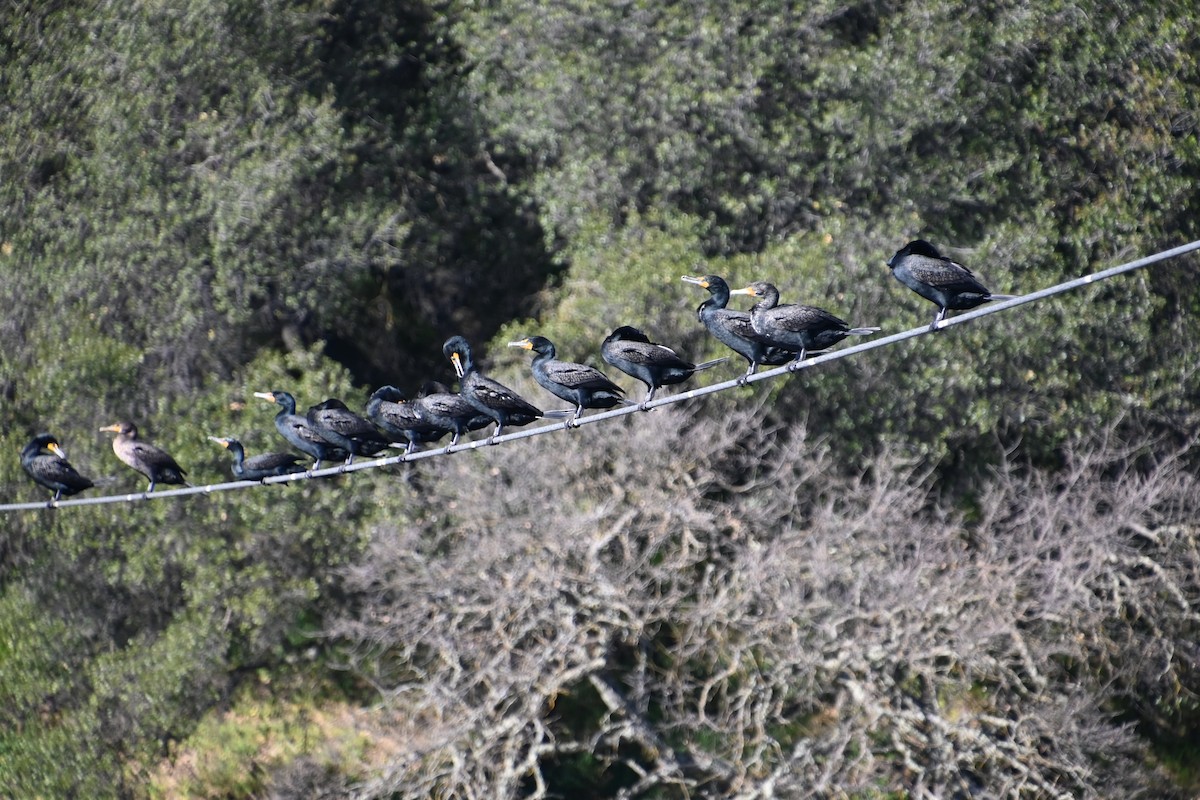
508, 335, 630, 424
305, 398, 390, 464
208, 436, 306, 481
887, 240, 1016, 331
443, 335, 562, 444
253, 391, 345, 469
730, 281, 880, 366
601, 326, 726, 408
412, 381, 494, 447
366, 385, 451, 454
21, 433, 94, 502
99, 421, 189, 492
681, 274, 793, 383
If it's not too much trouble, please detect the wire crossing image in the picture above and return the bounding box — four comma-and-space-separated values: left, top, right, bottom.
5, 238, 1198, 513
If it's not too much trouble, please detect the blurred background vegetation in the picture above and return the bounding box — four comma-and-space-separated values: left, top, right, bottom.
1, 0, 1198, 796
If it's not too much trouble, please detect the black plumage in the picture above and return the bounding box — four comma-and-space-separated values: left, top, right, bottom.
21, 433, 94, 502
601, 325, 726, 407
306, 398, 390, 464
681, 274, 794, 383
253, 391, 345, 469
99, 421, 189, 492
731, 281, 880, 365
208, 436, 306, 481
367, 385, 451, 454
443, 335, 560, 444
509, 335, 630, 424
887, 239, 1016, 331
412, 381, 494, 447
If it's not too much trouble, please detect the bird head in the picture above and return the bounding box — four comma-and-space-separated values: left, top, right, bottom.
99, 422, 136, 437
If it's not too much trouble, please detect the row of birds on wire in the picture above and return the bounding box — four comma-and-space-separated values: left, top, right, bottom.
21, 240, 1014, 504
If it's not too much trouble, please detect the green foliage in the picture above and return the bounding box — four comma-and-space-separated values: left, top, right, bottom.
1, 0, 1199, 795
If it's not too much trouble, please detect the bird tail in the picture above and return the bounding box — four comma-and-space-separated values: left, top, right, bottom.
847, 326, 882, 336
694, 357, 729, 371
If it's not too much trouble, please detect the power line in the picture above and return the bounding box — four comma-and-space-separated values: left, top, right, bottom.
5, 238, 1198, 512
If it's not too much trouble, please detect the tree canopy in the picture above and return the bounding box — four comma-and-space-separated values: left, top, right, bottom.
1, 0, 1198, 797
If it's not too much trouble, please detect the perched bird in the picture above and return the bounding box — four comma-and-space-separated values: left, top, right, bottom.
681, 274, 794, 383
887, 239, 1016, 331
99, 421, 189, 492
366, 385, 451, 454
508, 335, 631, 424
443, 335, 566, 444
253, 391, 345, 469
208, 436, 305, 482
305, 398, 390, 464
412, 381, 494, 448
730, 281, 880, 365
21, 433, 94, 502
601, 326, 726, 407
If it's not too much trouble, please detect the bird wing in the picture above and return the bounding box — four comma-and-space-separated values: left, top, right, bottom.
285, 417, 334, 446
906, 254, 989, 294
472, 375, 541, 413
311, 408, 377, 437
546, 360, 624, 392
712, 308, 762, 341
619, 341, 692, 369
130, 441, 177, 467
770, 304, 848, 333
243, 452, 304, 470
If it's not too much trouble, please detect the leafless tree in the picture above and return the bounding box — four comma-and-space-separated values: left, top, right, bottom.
326, 400, 1197, 799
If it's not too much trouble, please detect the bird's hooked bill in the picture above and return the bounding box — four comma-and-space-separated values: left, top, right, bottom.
450, 352, 464, 378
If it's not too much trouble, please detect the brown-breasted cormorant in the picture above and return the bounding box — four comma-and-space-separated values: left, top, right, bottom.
601, 326, 726, 408
99, 421, 189, 492
681, 274, 793, 383
508, 335, 631, 424
444, 335, 563, 444
253, 391, 345, 469
208, 436, 306, 481
887, 240, 1016, 331
366, 385, 451, 455
305, 398, 390, 464
412, 381, 494, 447
730, 281, 880, 366
21, 433, 94, 502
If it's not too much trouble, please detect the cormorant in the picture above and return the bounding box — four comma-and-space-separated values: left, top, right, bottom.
305, 398, 390, 464
730, 281, 880, 366
443, 335, 563, 444
21, 433, 94, 502
887, 240, 1016, 331
681, 274, 794, 383
508, 335, 631, 424
601, 326, 726, 408
253, 391, 345, 469
99, 421, 189, 492
366, 385, 451, 454
412, 381, 494, 447
208, 436, 306, 481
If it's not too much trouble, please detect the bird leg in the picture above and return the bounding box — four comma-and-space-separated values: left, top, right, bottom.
786, 349, 808, 372
929, 307, 947, 332
737, 362, 757, 386
147, 480, 157, 493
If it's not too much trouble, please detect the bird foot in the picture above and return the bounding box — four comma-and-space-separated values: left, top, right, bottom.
638, 402, 651, 412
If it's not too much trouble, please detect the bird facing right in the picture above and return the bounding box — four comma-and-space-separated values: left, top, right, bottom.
21, 433, 94, 502
887, 240, 1015, 331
